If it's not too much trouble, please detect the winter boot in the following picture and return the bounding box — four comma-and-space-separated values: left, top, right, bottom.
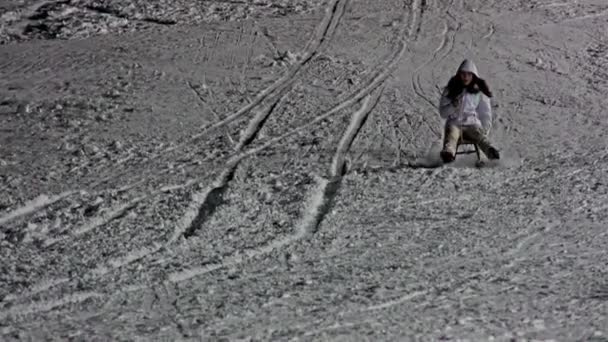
487, 146, 500, 160
440, 150, 455, 163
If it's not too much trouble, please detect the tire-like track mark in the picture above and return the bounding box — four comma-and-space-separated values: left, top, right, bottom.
169, 90, 383, 283
562, 8, 608, 23
170, 0, 405, 242
158, 0, 348, 152
411, 20, 448, 108
0, 0, 417, 319
41, 180, 197, 248
2, 277, 70, 302
173, 89, 290, 241
85, 0, 395, 273
408, 4, 459, 140
482, 23, 495, 39
0, 292, 103, 321
42, 195, 147, 248
0, 190, 78, 226
360, 290, 427, 312
228, 28, 409, 166
86, 0, 347, 191
313, 88, 384, 232
81, 88, 292, 278
3, 2, 347, 304
187, 81, 236, 147
174, 85, 292, 240
0, 180, 199, 306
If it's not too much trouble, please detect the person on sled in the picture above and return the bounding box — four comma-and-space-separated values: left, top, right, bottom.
438, 59, 500, 163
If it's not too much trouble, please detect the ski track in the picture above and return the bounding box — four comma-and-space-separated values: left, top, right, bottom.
361, 290, 427, 312
0, 176, 333, 321
1, 180, 198, 305
562, 8, 608, 23
538, 1, 569, 8
405, 1, 452, 140
168, 1, 419, 276
411, 19, 448, 109
235, 88, 291, 151
292, 287, 429, 336
100, 0, 405, 275
92, 243, 165, 276
0, 191, 79, 226
84, 0, 347, 191
146, 0, 347, 154
1, 277, 70, 303
40, 179, 199, 248
482, 23, 495, 40
176, 89, 291, 240
0, 292, 103, 321
230, 28, 409, 165
175, 166, 237, 240
0, 0, 425, 322
169, 83, 387, 283
0, 76, 394, 319
1, 0, 347, 308
6, 89, 294, 305
330, 92, 382, 178
169, 0, 408, 242
42, 195, 148, 248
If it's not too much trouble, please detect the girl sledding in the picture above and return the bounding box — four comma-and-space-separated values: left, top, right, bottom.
438, 59, 500, 164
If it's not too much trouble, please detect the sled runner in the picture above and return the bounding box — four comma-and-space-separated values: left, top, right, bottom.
455, 138, 483, 167
455, 137, 481, 158
455, 127, 493, 167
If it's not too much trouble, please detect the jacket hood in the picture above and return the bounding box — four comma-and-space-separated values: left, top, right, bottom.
457, 59, 479, 77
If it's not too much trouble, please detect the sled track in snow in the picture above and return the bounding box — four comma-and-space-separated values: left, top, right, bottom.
1, 126, 355, 317
4, 0, 348, 239
1, 277, 70, 303
0, 0, 347, 308
166, 0, 419, 283
167, 32, 408, 279
168, 0, 411, 243
0, 292, 104, 322
42, 195, 146, 248
175, 89, 290, 241
0, 180, 199, 305
10, 0, 347, 222
85, 0, 350, 190
314, 88, 384, 232
0, 0, 420, 319
483, 24, 495, 40
41, 180, 198, 248
0, 0, 346, 298
168, 89, 384, 284
0, 191, 78, 226
188, 0, 348, 137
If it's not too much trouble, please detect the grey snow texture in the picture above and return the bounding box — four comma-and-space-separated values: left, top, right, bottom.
1, 0, 608, 340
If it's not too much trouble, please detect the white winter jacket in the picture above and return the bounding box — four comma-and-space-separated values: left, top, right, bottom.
438, 89, 492, 131
439, 59, 493, 131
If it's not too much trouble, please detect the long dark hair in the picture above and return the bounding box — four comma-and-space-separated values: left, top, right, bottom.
445, 74, 493, 100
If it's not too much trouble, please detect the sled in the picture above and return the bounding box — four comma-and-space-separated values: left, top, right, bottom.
456, 137, 481, 157
455, 134, 487, 168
